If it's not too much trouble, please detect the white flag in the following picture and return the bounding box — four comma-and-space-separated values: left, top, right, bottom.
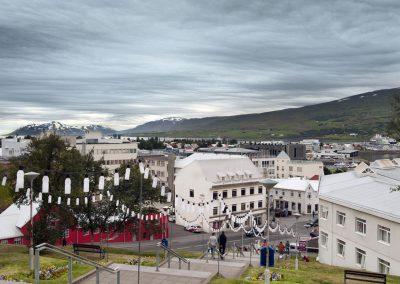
167, 192, 172, 202
114, 172, 119, 186
83, 177, 89, 193
57, 196, 61, 205
84, 197, 88, 205
67, 198, 71, 206
139, 162, 145, 174
1, 176, 6, 186
64, 177, 71, 194
161, 185, 166, 196
125, 167, 131, 180
98, 175, 105, 190
76, 198, 80, 206
48, 195, 52, 204
144, 167, 149, 179
15, 169, 24, 192
42, 175, 49, 193
152, 177, 158, 188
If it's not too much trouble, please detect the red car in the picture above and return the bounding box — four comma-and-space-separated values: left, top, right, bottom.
185, 225, 203, 233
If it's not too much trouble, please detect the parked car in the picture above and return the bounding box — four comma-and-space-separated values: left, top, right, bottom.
304, 218, 318, 228
185, 225, 203, 233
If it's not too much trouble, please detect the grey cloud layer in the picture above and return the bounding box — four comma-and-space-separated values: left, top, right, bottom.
0, 0, 399, 133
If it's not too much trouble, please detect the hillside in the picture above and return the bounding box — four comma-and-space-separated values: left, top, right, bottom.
124, 88, 398, 140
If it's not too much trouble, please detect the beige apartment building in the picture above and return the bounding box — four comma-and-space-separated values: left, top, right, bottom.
75, 132, 138, 171
275, 151, 324, 179
138, 151, 175, 189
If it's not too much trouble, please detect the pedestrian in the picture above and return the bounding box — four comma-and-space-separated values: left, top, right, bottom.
285, 240, 290, 255
208, 233, 218, 259
218, 232, 227, 259
62, 237, 67, 247
312, 210, 315, 219
278, 241, 285, 255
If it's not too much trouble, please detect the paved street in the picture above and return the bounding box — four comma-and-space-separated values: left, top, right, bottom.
108, 215, 312, 253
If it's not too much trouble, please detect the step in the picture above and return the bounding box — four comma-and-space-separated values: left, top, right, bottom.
162, 258, 248, 279
79, 263, 214, 284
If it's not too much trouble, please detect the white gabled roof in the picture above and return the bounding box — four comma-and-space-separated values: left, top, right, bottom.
175, 153, 245, 169
319, 160, 400, 223
179, 154, 261, 184
274, 178, 319, 192
0, 203, 40, 240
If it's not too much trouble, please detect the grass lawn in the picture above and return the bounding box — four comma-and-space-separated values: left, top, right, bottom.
210, 257, 400, 284
0, 244, 191, 283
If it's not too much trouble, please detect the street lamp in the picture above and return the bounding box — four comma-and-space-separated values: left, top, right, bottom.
25, 171, 40, 270
293, 212, 301, 271
260, 179, 278, 284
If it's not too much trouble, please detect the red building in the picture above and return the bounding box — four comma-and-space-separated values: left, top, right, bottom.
0, 203, 168, 246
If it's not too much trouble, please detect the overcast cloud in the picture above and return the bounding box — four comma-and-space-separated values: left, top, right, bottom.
1, 0, 399, 133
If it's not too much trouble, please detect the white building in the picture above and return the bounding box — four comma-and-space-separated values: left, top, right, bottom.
174, 153, 265, 233
75, 132, 138, 170
252, 156, 276, 178
271, 178, 319, 215
1, 137, 30, 159
318, 159, 400, 276
275, 151, 324, 179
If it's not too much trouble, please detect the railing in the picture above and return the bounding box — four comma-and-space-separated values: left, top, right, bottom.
201, 245, 223, 263
34, 243, 120, 284
156, 242, 190, 271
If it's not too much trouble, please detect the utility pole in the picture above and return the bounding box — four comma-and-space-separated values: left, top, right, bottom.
25, 172, 39, 271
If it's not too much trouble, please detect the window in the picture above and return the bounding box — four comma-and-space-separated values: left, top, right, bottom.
275, 190, 278, 195
336, 211, 346, 226
213, 207, 218, 216
241, 203, 246, 211
64, 229, 70, 238
231, 204, 237, 212
282, 191, 285, 196
14, 237, 22, 245
241, 188, 246, 196
377, 225, 390, 244
1, 239, 8, 244
320, 231, 328, 248
298, 193, 301, 198
290, 192, 294, 197
213, 191, 218, 200
355, 248, 366, 268
232, 189, 237, 197
222, 190, 228, 198
189, 189, 194, 198
378, 258, 390, 274
297, 167, 302, 172
258, 200, 263, 208
249, 202, 254, 209
320, 205, 328, 219
289, 166, 293, 171
337, 239, 345, 257
258, 186, 263, 194
355, 218, 366, 235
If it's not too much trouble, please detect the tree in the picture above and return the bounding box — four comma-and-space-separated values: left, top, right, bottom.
6, 134, 104, 245
387, 94, 400, 140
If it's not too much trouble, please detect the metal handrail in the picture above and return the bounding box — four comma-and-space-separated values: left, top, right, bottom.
34, 243, 120, 284
156, 242, 190, 271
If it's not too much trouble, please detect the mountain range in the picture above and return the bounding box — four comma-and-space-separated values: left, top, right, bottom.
9, 121, 116, 136
7, 88, 399, 140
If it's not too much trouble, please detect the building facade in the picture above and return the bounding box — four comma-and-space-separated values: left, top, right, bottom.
174, 153, 266, 233
75, 132, 138, 170
275, 151, 324, 179
318, 160, 400, 276
1, 137, 30, 159
270, 178, 319, 215
138, 150, 175, 189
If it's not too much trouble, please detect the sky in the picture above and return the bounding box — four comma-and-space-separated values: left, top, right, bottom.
1, 0, 400, 134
